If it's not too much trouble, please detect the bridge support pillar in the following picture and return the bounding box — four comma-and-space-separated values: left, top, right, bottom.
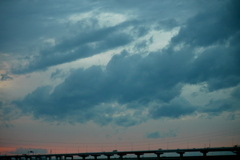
65, 156, 73, 160
79, 155, 88, 160
64, 156, 73, 160
235, 150, 240, 158
118, 154, 126, 160
119, 155, 123, 160
104, 154, 113, 160
155, 152, 163, 160
200, 150, 208, 160
92, 155, 100, 160
56, 156, 62, 160
135, 153, 143, 160
177, 151, 185, 160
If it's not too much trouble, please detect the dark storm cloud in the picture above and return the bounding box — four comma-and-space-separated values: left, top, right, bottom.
170, 0, 240, 48
12, 20, 141, 74
15, 41, 240, 125
0, 0, 214, 54
202, 99, 233, 116
2, 0, 202, 74
12, 0, 240, 126
150, 98, 197, 119
14, 50, 189, 126
232, 85, 240, 99
185, 45, 240, 91
200, 85, 240, 118
168, 0, 240, 91
0, 0, 95, 53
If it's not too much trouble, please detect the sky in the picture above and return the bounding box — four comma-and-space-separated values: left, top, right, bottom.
0, 0, 240, 155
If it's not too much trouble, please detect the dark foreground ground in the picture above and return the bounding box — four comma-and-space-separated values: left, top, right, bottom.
81, 155, 239, 160
140, 155, 238, 159
1, 155, 239, 160
145, 155, 237, 160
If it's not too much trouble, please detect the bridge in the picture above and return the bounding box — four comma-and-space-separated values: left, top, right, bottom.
1, 147, 239, 160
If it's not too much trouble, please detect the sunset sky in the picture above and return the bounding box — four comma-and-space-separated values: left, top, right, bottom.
1, 0, 240, 155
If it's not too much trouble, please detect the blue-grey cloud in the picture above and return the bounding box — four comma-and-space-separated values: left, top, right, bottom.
0, 74, 13, 81
170, 0, 240, 48
168, 0, 240, 91
0, 0, 216, 56
201, 86, 240, 118
14, 38, 240, 126
50, 69, 65, 80
13, 50, 189, 126
185, 45, 240, 91
231, 85, 240, 99
150, 98, 197, 119
2, 0, 202, 74
0, 102, 20, 128
146, 130, 177, 139
11, 21, 138, 74
10, 0, 240, 126
146, 131, 160, 139
0, 0, 95, 53
202, 99, 233, 116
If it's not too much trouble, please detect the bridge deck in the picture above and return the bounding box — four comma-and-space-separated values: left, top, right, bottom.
0, 147, 239, 160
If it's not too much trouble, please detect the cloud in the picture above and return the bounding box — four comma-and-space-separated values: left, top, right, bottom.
14, 27, 240, 126
50, 69, 65, 80
202, 99, 233, 116
200, 85, 240, 118
0, 102, 20, 128
149, 98, 197, 119
185, 45, 240, 91
12, 20, 149, 74
146, 131, 160, 139
5, 0, 200, 74
0, 0, 95, 53
231, 85, 240, 99
0, 74, 13, 81
168, 0, 240, 92
170, 0, 240, 48
146, 130, 177, 139
10, 0, 240, 126
13, 50, 189, 124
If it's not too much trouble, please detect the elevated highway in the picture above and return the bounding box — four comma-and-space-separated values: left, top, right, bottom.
1, 147, 239, 160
